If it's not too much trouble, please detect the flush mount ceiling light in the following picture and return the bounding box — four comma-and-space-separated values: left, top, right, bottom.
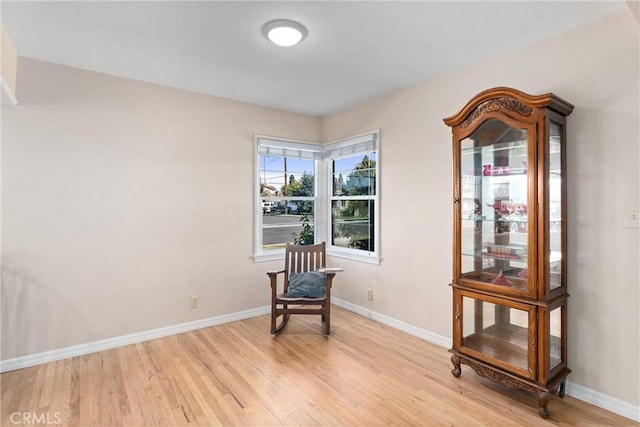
262, 19, 308, 47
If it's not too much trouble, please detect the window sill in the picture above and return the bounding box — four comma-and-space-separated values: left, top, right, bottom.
327, 250, 380, 265
253, 252, 285, 263
254, 249, 380, 265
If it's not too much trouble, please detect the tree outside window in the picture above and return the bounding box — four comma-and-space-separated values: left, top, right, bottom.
331, 153, 376, 252
259, 155, 316, 250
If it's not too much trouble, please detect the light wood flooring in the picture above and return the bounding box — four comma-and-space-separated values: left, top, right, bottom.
1, 306, 637, 426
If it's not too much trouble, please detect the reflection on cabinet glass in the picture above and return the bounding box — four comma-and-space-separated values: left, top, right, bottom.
460, 119, 530, 293
549, 306, 563, 370
548, 122, 563, 291
444, 87, 573, 419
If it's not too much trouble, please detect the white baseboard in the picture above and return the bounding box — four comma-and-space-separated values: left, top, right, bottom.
332, 297, 640, 423
2, 300, 638, 423
0, 306, 270, 373
564, 381, 640, 423
332, 297, 452, 348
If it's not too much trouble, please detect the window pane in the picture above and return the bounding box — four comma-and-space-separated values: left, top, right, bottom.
332, 153, 376, 196
262, 201, 314, 249
332, 200, 374, 251
259, 155, 315, 197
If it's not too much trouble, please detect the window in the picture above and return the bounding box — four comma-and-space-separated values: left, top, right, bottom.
325, 132, 379, 263
254, 131, 379, 263
255, 137, 320, 260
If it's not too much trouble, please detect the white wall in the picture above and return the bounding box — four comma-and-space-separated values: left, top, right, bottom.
324, 9, 639, 408
1, 58, 322, 359
1, 20, 18, 105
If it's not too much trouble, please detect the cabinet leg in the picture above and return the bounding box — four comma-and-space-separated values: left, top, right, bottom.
450, 355, 461, 377
558, 382, 566, 398
536, 391, 550, 419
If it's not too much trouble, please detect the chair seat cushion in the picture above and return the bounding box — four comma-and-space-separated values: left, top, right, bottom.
287, 271, 326, 298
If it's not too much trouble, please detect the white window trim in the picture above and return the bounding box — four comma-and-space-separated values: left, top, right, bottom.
254, 135, 322, 262
325, 130, 380, 264
253, 131, 380, 264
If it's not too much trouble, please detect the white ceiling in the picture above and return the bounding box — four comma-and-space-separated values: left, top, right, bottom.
1, 1, 627, 116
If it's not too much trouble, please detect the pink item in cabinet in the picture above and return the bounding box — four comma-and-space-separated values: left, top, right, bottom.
491, 270, 513, 286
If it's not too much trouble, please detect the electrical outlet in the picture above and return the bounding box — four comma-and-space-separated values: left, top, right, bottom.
366, 288, 373, 301
190, 296, 199, 309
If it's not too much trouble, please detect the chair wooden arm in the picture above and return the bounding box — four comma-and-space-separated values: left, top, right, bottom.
267, 269, 285, 277
267, 270, 286, 309
267, 270, 285, 290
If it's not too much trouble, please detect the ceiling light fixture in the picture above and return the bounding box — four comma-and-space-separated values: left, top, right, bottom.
262, 20, 308, 47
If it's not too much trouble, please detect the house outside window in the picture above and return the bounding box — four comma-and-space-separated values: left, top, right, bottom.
254, 131, 379, 264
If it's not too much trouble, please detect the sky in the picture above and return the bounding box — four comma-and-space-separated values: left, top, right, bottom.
259, 153, 376, 189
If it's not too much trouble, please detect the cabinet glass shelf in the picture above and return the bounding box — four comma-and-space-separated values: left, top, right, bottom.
459, 118, 531, 292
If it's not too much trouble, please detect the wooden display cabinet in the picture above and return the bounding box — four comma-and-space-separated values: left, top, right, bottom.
443, 87, 573, 418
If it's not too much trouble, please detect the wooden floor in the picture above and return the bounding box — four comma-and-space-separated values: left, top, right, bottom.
1, 307, 636, 426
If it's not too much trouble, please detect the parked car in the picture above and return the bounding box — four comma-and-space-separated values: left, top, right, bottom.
262, 201, 274, 213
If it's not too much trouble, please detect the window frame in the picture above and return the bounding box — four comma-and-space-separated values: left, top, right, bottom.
253, 131, 380, 264
254, 136, 321, 262
324, 131, 380, 264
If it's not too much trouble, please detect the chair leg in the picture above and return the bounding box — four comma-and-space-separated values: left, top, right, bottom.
274, 303, 330, 335
271, 312, 277, 335
270, 286, 277, 333
324, 305, 331, 335
272, 314, 291, 335
272, 302, 291, 335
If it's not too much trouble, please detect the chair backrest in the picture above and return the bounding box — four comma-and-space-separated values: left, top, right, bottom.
284, 242, 326, 291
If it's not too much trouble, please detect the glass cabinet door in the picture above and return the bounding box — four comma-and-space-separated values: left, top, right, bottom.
539, 300, 567, 382
549, 305, 564, 372
459, 118, 532, 295
547, 121, 565, 294
457, 290, 536, 379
